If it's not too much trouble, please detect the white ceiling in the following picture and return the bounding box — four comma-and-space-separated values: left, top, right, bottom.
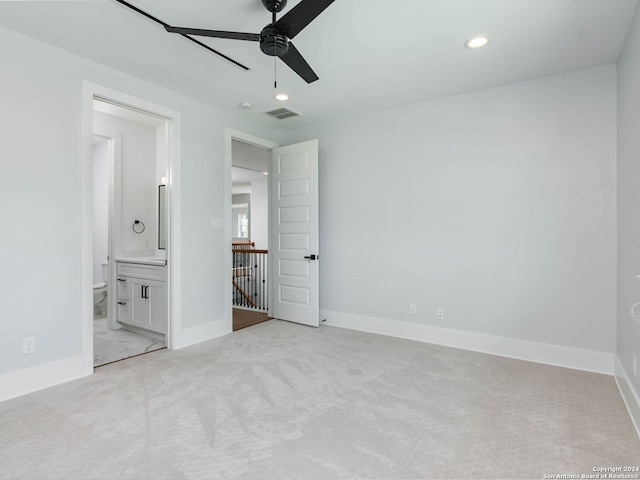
1, 0, 637, 130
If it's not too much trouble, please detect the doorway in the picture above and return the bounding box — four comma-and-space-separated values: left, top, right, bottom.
226, 130, 278, 333
81, 82, 182, 375
91, 100, 169, 366
231, 139, 272, 330
225, 129, 320, 331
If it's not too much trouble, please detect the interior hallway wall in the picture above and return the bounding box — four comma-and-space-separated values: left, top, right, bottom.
232, 193, 250, 241
232, 140, 269, 250
250, 179, 268, 251
283, 64, 617, 357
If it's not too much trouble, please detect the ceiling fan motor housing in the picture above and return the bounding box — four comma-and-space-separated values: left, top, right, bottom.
262, 0, 287, 13
260, 25, 290, 56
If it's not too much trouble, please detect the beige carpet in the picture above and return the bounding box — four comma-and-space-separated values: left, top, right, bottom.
0, 320, 638, 479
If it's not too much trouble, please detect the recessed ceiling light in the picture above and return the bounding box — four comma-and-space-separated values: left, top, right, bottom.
275, 93, 289, 101
465, 35, 490, 49
263, 172, 269, 175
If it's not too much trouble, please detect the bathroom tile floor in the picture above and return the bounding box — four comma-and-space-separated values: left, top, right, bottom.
93, 316, 165, 367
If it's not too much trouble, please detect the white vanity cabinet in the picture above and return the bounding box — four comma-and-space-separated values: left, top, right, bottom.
115, 260, 167, 334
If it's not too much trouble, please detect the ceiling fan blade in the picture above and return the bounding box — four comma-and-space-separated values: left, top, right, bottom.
273, 0, 336, 39
165, 26, 260, 42
113, 0, 250, 69
279, 42, 319, 83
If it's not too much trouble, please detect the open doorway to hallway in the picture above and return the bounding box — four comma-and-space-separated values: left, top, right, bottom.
225, 129, 320, 330
231, 140, 271, 331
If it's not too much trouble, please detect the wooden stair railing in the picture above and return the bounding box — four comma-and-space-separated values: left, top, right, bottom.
232, 240, 255, 249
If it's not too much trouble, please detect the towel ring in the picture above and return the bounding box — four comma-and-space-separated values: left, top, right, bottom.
133, 220, 145, 234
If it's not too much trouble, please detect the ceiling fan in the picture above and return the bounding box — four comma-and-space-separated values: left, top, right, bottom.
164, 0, 336, 84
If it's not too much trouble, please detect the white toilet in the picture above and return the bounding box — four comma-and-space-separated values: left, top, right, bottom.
93, 260, 108, 316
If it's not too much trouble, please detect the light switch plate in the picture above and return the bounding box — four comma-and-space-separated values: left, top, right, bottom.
211, 218, 223, 230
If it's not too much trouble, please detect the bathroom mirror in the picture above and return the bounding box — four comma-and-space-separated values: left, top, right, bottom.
158, 185, 166, 250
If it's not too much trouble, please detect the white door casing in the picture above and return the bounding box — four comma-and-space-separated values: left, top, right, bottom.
269, 140, 319, 327
82, 82, 182, 376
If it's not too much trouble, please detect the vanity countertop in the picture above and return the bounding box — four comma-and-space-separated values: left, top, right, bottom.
115, 257, 166, 266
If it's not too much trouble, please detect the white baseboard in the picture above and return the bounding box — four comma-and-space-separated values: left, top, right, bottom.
174, 320, 230, 349
321, 310, 614, 375
0, 355, 87, 403
614, 357, 640, 438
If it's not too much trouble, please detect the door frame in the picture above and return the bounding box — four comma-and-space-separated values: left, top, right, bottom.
81, 82, 182, 375
224, 129, 278, 332
90, 133, 121, 332
91, 133, 122, 328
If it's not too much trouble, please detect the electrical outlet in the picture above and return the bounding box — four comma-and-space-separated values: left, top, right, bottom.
409, 303, 416, 315
634, 354, 637, 376
437, 308, 445, 320
143, 239, 150, 249
22, 337, 35, 355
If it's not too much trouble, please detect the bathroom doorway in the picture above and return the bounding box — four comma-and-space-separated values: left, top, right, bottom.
80, 83, 182, 373
91, 100, 169, 367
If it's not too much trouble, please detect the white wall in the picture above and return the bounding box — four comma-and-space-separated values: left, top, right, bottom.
250, 179, 268, 250
0, 26, 281, 382
92, 140, 109, 284
617, 3, 640, 403
93, 111, 157, 256
284, 64, 617, 357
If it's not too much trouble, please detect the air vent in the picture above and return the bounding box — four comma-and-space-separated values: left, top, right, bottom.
262, 107, 302, 120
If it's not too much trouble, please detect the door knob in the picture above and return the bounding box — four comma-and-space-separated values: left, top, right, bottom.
304, 255, 318, 260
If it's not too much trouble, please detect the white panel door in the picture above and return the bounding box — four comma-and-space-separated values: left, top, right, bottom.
270, 140, 319, 327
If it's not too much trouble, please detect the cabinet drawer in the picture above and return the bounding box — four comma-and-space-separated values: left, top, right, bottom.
116, 299, 130, 324
116, 262, 166, 282
115, 277, 129, 299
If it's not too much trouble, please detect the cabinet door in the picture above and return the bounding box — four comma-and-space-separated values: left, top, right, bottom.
147, 280, 167, 334
129, 278, 149, 330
